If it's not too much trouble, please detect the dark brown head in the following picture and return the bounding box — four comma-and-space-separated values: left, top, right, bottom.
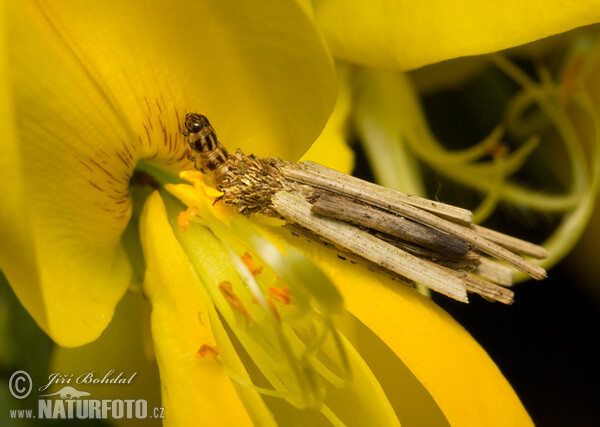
184, 113, 212, 134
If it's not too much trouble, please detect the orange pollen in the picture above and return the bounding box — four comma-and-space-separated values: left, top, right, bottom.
218, 281, 253, 325
485, 143, 509, 158
178, 206, 199, 233
196, 343, 222, 358
269, 285, 295, 305
241, 252, 263, 276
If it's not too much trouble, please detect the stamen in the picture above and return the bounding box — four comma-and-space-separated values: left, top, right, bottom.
266, 298, 281, 323
178, 206, 198, 233
241, 252, 263, 276
166, 184, 351, 410
269, 286, 295, 305
218, 281, 253, 325
180, 170, 204, 184
179, 170, 224, 198
196, 343, 222, 358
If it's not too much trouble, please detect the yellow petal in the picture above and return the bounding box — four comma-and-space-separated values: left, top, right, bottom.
11, 0, 335, 162
140, 191, 276, 426
2, 0, 335, 345
321, 331, 400, 426
337, 311, 451, 425
327, 254, 531, 425
0, 1, 47, 331
300, 64, 354, 173
261, 227, 532, 425
49, 292, 162, 427
3, 1, 132, 347
353, 68, 427, 196
312, 0, 600, 69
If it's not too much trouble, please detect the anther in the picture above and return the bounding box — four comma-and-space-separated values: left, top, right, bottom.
196, 343, 222, 358
218, 281, 253, 325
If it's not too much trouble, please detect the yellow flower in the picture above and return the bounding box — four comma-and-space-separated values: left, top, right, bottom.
308, 1, 600, 276
306, 1, 600, 424
310, 0, 600, 70
2, 0, 596, 426
0, 1, 332, 423
0, 0, 335, 346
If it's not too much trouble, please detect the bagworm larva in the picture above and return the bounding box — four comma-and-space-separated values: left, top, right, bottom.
183, 113, 547, 304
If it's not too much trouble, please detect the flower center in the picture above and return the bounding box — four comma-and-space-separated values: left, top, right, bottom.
165, 173, 350, 413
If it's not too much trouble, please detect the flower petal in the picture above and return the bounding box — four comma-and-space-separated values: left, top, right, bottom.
12, 0, 335, 162
300, 64, 354, 173
352, 68, 426, 196
140, 191, 275, 426
344, 278, 531, 424
320, 332, 401, 426
2, 0, 335, 345
3, 1, 134, 347
312, 0, 600, 69
0, 2, 48, 332
337, 311, 451, 425
49, 292, 162, 427
261, 227, 532, 425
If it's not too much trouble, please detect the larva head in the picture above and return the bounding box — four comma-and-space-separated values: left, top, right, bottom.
184, 113, 212, 134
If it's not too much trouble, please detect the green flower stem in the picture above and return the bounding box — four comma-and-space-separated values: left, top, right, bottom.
490, 54, 588, 193
411, 125, 505, 166
486, 53, 599, 278
471, 155, 505, 224
488, 53, 539, 93
454, 135, 539, 178
515, 88, 600, 278
408, 122, 580, 211
505, 90, 551, 138
357, 68, 581, 214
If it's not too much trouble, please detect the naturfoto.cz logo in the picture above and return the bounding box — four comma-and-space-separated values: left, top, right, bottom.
7, 370, 165, 421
